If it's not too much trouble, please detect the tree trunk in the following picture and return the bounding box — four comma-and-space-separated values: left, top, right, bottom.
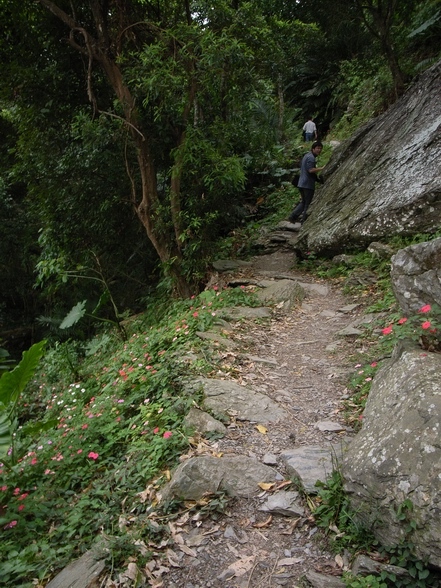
37, 0, 193, 298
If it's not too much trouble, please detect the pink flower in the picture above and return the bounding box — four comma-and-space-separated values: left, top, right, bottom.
77, 449, 83, 454
422, 321, 431, 330
193, 311, 199, 317
17, 493, 28, 501
153, 427, 160, 434
3, 520, 17, 529
163, 431, 173, 439
30, 457, 38, 465
398, 317, 407, 325
382, 325, 393, 335
88, 452, 99, 460
18, 504, 25, 512
370, 362, 377, 368
365, 377, 372, 382
81, 424, 88, 430
13, 488, 20, 496
419, 304, 431, 313
0, 485, 7, 492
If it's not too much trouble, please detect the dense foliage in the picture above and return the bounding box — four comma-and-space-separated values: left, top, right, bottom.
1, 0, 440, 345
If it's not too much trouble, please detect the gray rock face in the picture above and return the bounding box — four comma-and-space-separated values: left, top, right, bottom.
159, 455, 278, 501
343, 344, 441, 567
391, 237, 441, 314
296, 60, 441, 256
195, 378, 288, 423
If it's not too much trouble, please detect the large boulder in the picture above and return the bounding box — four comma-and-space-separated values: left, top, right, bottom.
343, 342, 441, 568
391, 237, 441, 315
296, 59, 441, 256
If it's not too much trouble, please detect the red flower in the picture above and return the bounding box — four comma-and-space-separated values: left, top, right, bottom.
398, 317, 407, 325
153, 427, 160, 434
88, 452, 99, 460
370, 362, 377, 368
422, 321, 431, 330
382, 325, 393, 335
163, 431, 173, 439
419, 304, 431, 313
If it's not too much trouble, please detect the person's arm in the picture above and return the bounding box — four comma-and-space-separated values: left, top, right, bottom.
310, 165, 324, 173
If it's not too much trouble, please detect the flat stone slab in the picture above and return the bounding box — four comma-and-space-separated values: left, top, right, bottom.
280, 444, 346, 494
212, 259, 253, 271
219, 307, 272, 320
160, 455, 279, 501
336, 325, 363, 336
256, 279, 304, 311
298, 282, 330, 297
195, 378, 288, 423
183, 407, 227, 435
195, 330, 237, 349
301, 571, 346, 588
259, 490, 305, 517
45, 550, 105, 588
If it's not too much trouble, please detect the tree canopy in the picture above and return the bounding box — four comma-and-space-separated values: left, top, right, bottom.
0, 0, 439, 342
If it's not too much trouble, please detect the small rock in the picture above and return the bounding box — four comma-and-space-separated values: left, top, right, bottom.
315, 421, 347, 433
259, 491, 305, 517
263, 453, 278, 466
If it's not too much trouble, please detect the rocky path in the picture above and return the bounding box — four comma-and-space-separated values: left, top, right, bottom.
162, 250, 367, 588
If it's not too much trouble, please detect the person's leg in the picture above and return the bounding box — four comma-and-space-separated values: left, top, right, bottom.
288, 189, 305, 222
300, 188, 314, 223
305, 132, 313, 141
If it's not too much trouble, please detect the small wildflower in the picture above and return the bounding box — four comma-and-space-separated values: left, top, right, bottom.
3, 520, 17, 529
163, 431, 173, 439
422, 321, 431, 330
398, 317, 407, 325
88, 452, 99, 460
153, 427, 160, 434
419, 304, 431, 313
382, 325, 393, 335
18, 504, 25, 512
370, 362, 378, 368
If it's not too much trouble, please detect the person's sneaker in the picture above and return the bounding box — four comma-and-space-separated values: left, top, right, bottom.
288, 216, 299, 223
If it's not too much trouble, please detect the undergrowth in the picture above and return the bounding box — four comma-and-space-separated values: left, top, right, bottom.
0, 285, 259, 586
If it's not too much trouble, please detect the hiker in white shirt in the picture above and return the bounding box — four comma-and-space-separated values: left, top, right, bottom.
303, 117, 317, 142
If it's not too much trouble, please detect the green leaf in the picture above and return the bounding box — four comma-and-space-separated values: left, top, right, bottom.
21, 419, 58, 437
0, 341, 46, 408
0, 410, 12, 459
59, 301, 87, 329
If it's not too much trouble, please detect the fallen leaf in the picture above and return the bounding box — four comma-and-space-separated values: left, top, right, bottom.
335, 554, 344, 568
179, 544, 197, 557
226, 555, 255, 577
258, 481, 275, 491
253, 515, 273, 528
166, 549, 181, 568
281, 517, 302, 535
275, 480, 292, 490
255, 424, 268, 434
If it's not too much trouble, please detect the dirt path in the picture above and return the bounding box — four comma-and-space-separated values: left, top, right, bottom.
164, 251, 364, 588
